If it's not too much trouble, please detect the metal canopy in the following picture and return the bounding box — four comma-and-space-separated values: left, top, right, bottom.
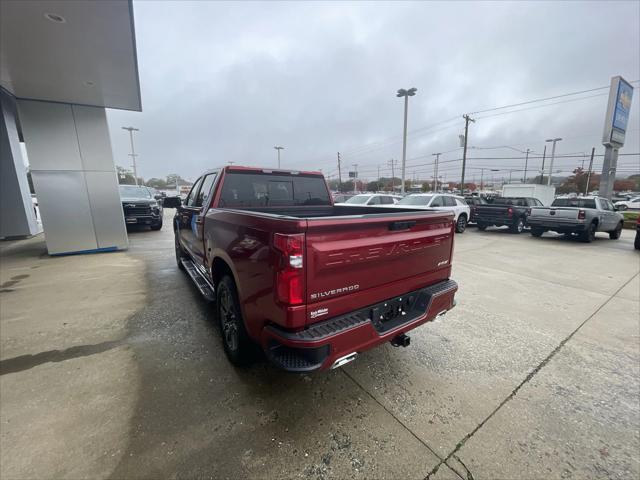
0, 0, 141, 111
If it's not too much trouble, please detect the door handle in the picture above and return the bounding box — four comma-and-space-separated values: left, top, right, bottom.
195, 217, 204, 225
389, 221, 416, 231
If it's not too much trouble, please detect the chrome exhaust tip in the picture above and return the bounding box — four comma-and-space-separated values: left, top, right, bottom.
331, 352, 358, 369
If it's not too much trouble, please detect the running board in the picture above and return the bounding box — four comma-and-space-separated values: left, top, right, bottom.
180, 258, 216, 301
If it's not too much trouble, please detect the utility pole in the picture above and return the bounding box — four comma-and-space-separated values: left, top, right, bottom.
377, 165, 381, 189
337, 152, 342, 189
545, 137, 562, 186
508, 170, 513, 183
460, 114, 475, 194
585, 147, 595, 195
432, 153, 441, 192
122, 126, 140, 186
523, 148, 530, 183
388, 159, 398, 193
274, 146, 284, 168
396, 88, 417, 194
352, 164, 358, 194
539, 145, 547, 184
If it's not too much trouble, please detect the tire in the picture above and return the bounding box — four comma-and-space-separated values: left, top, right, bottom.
477, 223, 487, 231
580, 222, 597, 243
151, 219, 163, 231
216, 275, 255, 366
635, 232, 640, 250
455, 214, 468, 233
510, 217, 525, 234
175, 233, 186, 270
531, 227, 544, 237
609, 222, 623, 240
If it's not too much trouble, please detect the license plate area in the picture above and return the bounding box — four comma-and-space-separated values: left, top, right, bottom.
369, 291, 431, 333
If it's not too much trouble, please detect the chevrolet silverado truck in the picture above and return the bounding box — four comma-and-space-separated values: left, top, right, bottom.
527, 196, 624, 242
119, 185, 164, 230
163, 166, 458, 372
474, 197, 543, 233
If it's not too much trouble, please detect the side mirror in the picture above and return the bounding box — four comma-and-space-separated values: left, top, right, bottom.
163, 196, 182, 208
154, 194, 164, 200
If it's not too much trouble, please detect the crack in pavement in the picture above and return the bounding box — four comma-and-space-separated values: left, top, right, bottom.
425, 271, 639, 479
341, 368, 466, 480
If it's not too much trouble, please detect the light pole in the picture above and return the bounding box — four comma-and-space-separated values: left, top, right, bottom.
122, 126, 140, 186
432, 153, 440, 192
545, 138, 562, 186
274, 146, 284, 168
352, 164, 358, 193
396, 87, 417, 194
523, 148, 530, 183
479, 168, 499, 191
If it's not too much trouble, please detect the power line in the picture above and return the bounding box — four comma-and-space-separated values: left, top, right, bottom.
469, 80, 640, 115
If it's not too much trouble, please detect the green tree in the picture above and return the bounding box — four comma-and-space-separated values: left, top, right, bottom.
146, 178, 168, 189
166, 174, 190, 186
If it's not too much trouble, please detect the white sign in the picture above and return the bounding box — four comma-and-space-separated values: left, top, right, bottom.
602, 76, 634, 147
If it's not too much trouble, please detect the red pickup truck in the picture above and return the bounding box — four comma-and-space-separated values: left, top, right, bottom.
164, 166, 458, 372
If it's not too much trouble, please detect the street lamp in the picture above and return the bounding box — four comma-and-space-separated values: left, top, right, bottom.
397, 87, 417, 194
274, 146, 284, 168
545, 138, 562, 185
122, 126, 140, 186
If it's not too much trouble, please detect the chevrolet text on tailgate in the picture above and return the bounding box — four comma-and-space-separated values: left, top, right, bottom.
164, 166, 458, 372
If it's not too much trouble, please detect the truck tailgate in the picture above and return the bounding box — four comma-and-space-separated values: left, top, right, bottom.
304, 211, 454, 324
530, 207, 579, 221
475, 204, 511, 220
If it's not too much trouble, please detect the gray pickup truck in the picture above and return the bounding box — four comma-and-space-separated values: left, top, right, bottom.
527, 196, 624, 242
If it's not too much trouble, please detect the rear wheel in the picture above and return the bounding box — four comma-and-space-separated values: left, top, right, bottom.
580, 222, 597, 243
531, 227, 544, 237
609, 222, 623, 240
510, 217, 525, 234
216, 275, 255, 366
455, 214, 468, 233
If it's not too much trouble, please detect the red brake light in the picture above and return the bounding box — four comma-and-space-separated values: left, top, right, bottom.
578, 209, 586, 220
507, 207, 513, 217
273, 233, 305, 305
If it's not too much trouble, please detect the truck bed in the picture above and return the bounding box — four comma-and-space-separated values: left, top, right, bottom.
222, 205, 440, 218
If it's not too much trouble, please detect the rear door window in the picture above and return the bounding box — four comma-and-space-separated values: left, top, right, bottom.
368, 196, 382, 205
431, 196, 443, 207
195, 173, 218, 208
444, 196, 457, 207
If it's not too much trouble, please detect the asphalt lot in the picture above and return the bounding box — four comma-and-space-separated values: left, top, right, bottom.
1, 210, 639, 480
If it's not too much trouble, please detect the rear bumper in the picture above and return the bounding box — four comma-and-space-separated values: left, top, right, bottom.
261, 279, 458, 372
527, 218, 587, 232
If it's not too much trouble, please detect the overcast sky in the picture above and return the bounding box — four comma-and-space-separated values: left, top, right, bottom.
107, 0, 640, 184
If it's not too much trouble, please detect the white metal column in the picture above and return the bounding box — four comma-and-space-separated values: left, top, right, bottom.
17, 100, 128, 255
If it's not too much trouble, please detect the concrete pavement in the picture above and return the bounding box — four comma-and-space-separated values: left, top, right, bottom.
1, 213, 638, 479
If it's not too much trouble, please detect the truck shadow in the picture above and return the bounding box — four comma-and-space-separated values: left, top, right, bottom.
108, 234, 414, 479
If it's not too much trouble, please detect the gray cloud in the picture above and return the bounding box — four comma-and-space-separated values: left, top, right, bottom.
107, 0, 640, 184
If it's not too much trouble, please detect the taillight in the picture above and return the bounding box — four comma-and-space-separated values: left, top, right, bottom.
578, 210, 586, 220
507, 207, 513, 217
273, 233, 305, 305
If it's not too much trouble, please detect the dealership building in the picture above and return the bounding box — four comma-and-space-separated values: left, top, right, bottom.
1, 0, 141, 255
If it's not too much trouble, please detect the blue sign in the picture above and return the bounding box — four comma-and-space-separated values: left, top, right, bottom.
612, 79, 633, 132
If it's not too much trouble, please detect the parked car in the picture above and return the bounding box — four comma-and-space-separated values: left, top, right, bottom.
393, 194, 470, 233
635, 216, 640, 250
464, 196, 488, 223
118, 185, 163, 230
527, 196, 624, 243
164, 166, 458, 372
337, 193, 402, 206
332, 193, 354, 203
614, 196, 640, 211
474, 197, 542, 233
